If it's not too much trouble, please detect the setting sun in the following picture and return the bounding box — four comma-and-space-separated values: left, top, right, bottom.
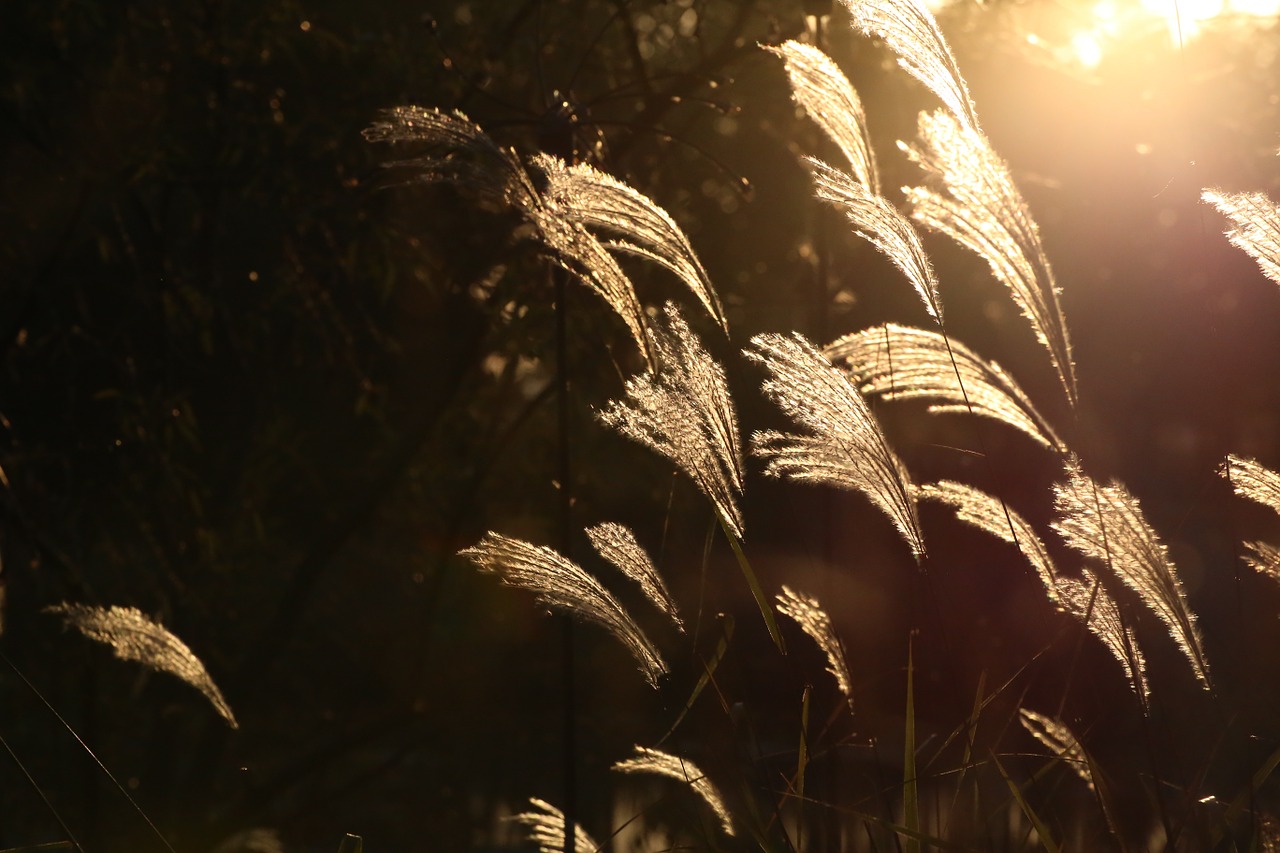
1055, 0, 1280, 67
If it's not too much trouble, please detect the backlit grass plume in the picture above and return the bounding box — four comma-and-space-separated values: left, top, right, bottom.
459, 533, 667, 687
747, 332, 925, 559
1055, 569, 1150, 700
1019, 708, 1094, 789
1203, 189, 1280, 287
776, 585, 854, 705
367, 107, 728, 369
531, 154, 727, 332
1051, 458, 1209, 689
807, 159, 943, 322
826, 324, 1065, 451
838, 0, 979, 132
612, 746, 735, 837
1220, 455, 1280, 584
919, 481, 1055, 590
1243, 541, 1280, 582
1221, 454, 1280, 515
902, 110, 1077, 409
765, 40, 879, 193
362, 106, 537, 209
586, 522, 683, 631
511, 798, 600, 853
922, 481, 1148, 697
47, 603, 238, 728
599, 303, 744, 539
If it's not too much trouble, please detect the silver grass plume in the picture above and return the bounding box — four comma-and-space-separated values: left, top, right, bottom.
826, 324, 1065, 451
511, 798, 600, 853
747, 332, 925, 559
807, 159, 942, 322
1203, 190, 1280, 287
902, 110, 1077, 409
1221, 454, 1280, 515
1051, 458, 1210, 689
613, 746, 736, 837
776, 585, 853, 704
1018, 708, 1094, 789
586, 522, 684, 631
1243, 541, 1280, 583
921, 482, 1148, 697
1220, 455, 1280, 583
366, 108, 731, 368
599, 303, 745, 539
764, 41, 879, 193
46, 603, 238, 728
531, 154, 727, 332
1055, 569, 1149, 699
362, 106, 537, 210
531, 206, 655, 366
919, 481, 1055, 591
838, 0, 979, 132
459, 533, 667, 687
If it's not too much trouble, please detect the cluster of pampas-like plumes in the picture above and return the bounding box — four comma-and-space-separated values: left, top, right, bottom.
360, 0, 1280, 845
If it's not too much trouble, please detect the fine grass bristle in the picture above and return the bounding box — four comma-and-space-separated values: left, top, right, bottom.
46, 603, 238, 729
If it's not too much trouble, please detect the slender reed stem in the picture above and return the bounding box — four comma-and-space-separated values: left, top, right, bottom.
554, 261, 577, 853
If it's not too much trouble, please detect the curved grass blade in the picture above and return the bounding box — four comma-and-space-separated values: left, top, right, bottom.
460, 533, 668, 687
748, 332, 925, 560
532, 155, 727, 331
1054, 571, 1149, 701
511, 798, 600, 853
807, 160, 943, 322
903, 642, 920, 853
613, 746, 736, 837
586, 522, 683, 631
902, 110, 1077, 409
796, 684, 812, 852
1203, 189, 1280, 287
777, 586, 853, 708
363, 106, 537, 210
837, 0, 979, 132
1018, 708, 1093, 790
922, 481, 1149, 697
725, 526, 786, 652
534, 209, 655, 368
990, 750, 1062, 853
827, 324, 1065, 451
765, 41, 880, 193
46, 603, 237, 728
1222, 454, 1280, 515
1244, 540, 1280, 582
599, 303, 744, 539
1051, 458, 1210, 689
658, 614, 734, 746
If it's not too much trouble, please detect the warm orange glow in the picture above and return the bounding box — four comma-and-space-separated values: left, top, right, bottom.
1056, 0, 1279, 68
1071, 30, 1106, 66
1141, 0, 1225, 41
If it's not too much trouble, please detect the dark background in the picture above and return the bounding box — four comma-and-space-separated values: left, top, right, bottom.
4, 0, 1280, 849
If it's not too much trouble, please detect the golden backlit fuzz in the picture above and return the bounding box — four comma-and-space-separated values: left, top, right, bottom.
459, 533, 668, 687
47, 603, 239, 728
612, 746, 736, 837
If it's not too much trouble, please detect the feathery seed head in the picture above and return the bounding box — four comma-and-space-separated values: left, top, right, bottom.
747, 332, 925, 559
599, 304, 745, 539
460, 533, 668, 687
1051, 458, 1209, 690
47, 603, 238, 728
613, 746, 736, 837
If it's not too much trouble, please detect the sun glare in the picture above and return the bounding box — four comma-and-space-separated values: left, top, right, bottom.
1060, 0, 1279, 68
